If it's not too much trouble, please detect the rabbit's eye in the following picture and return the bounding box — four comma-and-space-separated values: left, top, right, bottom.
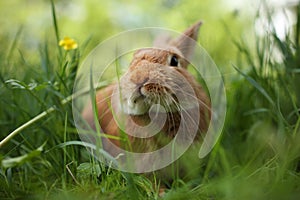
169, 55, 179, 67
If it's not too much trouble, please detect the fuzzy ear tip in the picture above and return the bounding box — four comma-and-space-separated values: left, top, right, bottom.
196, 20, 203, 26
194, 20, 203, 31
185, 20, 203, 40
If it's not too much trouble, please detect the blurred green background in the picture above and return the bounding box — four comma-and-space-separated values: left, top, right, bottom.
0, 0, 256, 74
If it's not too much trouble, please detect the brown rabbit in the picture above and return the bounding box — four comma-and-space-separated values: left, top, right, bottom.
82, 21, 211, 161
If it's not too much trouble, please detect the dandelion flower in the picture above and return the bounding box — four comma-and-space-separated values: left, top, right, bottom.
59, 36, 78, 50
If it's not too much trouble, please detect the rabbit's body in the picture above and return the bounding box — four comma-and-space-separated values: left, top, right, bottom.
82, 21, 211, 157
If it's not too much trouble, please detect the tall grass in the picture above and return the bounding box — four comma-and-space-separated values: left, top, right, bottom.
0, 2, 300, 200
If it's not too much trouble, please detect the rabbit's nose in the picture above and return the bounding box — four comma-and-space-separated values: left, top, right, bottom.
129, 64, 151, 85
131, 74, 149, 86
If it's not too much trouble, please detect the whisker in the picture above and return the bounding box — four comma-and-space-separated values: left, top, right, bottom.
168, 93, 201, 130
95, 93, 114, 104
171, 82, 212, 112
161, 97, 176, 134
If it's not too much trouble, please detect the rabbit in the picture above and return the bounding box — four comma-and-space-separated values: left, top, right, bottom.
82, 21, 211, 163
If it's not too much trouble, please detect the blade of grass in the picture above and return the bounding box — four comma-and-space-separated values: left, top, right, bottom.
50, 0, 62, 59
89, 65, 103, 149
6, 26, 23, 63
53, 141, 118, 166
233, 64, 275, 106
232, 38, 258, 76
0, 83, 106, 148
0, 106, 55, 148
5, 79, 48, 109
296, 4, 300, 47
62, 112, 68, 189
114, 48, 132, 152
1, 142, 46, 169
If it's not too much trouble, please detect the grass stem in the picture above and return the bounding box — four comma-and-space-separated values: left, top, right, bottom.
0, 83, 106, 148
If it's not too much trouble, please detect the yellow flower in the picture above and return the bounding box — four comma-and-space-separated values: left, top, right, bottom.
59, 36, 78, 50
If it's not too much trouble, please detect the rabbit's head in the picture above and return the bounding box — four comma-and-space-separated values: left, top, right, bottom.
113, 21, 209, 119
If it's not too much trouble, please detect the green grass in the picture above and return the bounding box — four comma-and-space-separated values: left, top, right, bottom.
1, 2, 300, 200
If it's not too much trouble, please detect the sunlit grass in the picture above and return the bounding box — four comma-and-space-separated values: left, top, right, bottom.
1, 2, 300, 200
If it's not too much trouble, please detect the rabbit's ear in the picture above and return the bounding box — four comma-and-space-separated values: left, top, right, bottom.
171, 21, 202, 63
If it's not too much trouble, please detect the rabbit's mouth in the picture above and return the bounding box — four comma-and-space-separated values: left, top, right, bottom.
125, 87, 150, 115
